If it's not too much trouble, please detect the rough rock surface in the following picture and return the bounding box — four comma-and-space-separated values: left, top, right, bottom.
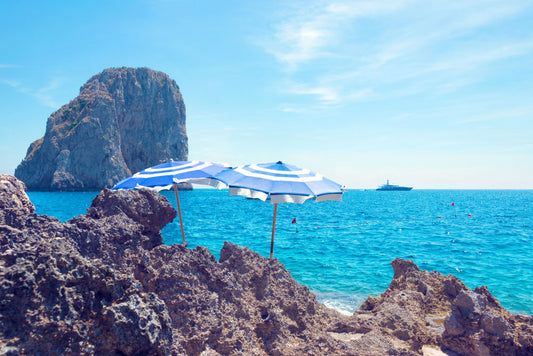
1, 174, 532, 355
14, 67, 188, 191
0, 175, 173, 355
358, 258, 533, 355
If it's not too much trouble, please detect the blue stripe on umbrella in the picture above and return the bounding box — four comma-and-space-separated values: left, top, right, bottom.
113, 161, 229, 190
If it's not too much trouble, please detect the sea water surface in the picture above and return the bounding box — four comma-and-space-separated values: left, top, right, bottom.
28, 189, 533, 316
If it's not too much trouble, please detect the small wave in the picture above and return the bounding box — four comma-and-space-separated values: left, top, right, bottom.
322, 300, 355, 316
314, 291, 367, 316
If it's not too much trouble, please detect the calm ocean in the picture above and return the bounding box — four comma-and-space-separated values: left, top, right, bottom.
27, 189, 532, 316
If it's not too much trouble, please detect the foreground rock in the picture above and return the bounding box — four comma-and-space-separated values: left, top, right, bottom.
1, 174, 532, 355
0, 175, 172, 355
359, 259, 533, 355
15, 67, 189, 191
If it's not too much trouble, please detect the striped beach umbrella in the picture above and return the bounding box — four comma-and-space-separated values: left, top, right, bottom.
213, 161, 343, 258
112, 160, 230, 244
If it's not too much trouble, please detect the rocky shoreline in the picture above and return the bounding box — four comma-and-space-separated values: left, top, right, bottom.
1, 174, 531, 355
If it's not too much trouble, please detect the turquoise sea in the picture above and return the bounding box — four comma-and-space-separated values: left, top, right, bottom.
28, 189, 532, 316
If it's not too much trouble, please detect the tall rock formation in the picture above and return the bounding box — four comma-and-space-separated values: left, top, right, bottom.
15, 67, 188, 191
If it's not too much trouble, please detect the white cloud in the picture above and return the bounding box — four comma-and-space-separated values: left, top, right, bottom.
27, 77, 65, 108
345, 88, 374, 101
1, 76, 65, 108
288, 84, 340, 103
272, 24, 329, 66
260, 0, 533, 106
264, 0, 412, 68
283, 82, 374, 108
278, 105, 308, 113
458, 108, 533, 124
0, 79, 21, 88
0, 64, 21, 68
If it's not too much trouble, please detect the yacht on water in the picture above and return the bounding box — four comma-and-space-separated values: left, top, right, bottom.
376, 179, 413, 191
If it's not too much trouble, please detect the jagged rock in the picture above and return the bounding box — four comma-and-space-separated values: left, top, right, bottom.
14, 67, 189, 191
0, 238, 172, 355
0, 175, 35, 230
442, 286, 533, 355
360, 258, 533, 355
0, 175, 173, 354
69, 187, 353, 355
0, 175, 34, 214
1, 174, 532, 356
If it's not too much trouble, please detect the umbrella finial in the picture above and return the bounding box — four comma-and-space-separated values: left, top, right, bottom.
276, 161, 283, 164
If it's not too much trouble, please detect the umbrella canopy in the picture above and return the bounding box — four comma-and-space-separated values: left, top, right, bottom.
112, 160, 228, 191
112, 160, 230, 244
214, 161, 343, 258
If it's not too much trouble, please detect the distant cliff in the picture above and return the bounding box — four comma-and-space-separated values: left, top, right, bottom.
15, 67, 188, 191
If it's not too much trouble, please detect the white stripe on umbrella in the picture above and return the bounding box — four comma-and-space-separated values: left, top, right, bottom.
231, 166, 324, 182
133, 162, 216, 178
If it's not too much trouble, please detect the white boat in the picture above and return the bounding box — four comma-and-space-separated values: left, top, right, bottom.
376, 180, 413, 191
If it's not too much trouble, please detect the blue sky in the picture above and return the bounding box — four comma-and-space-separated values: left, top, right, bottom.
1, 0, 532, 189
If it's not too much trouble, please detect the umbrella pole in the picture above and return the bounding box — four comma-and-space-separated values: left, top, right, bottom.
270, 203, 278, 259
173, 183, 186, 245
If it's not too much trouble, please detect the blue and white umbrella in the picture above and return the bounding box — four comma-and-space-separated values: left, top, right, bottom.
112, 160, 230, 244
214, 161, 343, 258
112, 160, 228, 191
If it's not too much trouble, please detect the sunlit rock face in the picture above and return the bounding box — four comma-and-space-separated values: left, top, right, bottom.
15, 67, 188, 191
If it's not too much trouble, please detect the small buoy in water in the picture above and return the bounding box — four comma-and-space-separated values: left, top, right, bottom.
468, 213, 472, 217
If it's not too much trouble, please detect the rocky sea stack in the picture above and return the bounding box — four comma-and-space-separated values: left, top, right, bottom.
1, 175, 532, 355
15, 67, 188, 191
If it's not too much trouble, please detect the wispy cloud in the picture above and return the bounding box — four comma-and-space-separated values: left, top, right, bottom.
416, 41, 533, 76
1, 76, 65, 108
33, 78, 64, 108
0, 64, 21, 68
279, 82, 374, 112
287, 84, 340, 103
458, 108, 533, 124
278, 105, 308, 114
262, 0, 412, 68
0, 79, 21, 88
260, 0, 533, 107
